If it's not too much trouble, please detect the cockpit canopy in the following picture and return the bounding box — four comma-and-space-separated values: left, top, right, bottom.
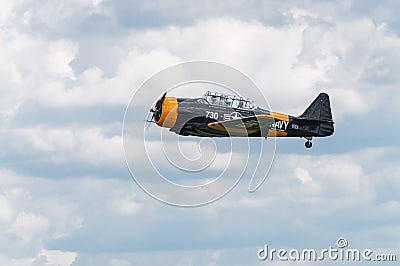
202, 91, 256, 110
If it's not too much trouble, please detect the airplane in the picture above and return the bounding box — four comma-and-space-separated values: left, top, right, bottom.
147, 91, 334, 148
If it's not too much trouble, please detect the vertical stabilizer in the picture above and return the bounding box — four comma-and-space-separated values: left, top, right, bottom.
300, 92, 333, 121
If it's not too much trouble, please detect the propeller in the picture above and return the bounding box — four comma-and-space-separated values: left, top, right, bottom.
145, 92, 167, 129
152, 92, 166, 122
145, 110, 154, 129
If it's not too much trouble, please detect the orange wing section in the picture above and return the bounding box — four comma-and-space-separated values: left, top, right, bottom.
268, 112, 289, 136
268, 130, 288, 137
270, 112, 289, 121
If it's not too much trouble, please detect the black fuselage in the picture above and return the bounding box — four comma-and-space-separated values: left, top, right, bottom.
170, 98, 334, 138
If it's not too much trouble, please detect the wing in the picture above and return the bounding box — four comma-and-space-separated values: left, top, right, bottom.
207, 114, 274, 137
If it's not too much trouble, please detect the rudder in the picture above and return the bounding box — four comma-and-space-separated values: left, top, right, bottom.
300, 92, 334, 137
300, 92, 333, 121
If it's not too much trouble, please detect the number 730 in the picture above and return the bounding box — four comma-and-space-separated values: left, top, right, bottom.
205, 111, 218, 119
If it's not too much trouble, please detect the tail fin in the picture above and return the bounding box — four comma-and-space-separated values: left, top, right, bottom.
300, 92, 333, 122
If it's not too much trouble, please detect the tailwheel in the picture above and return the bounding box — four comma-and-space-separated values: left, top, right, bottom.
305, 141, 312, 149
304, 137, 313, 149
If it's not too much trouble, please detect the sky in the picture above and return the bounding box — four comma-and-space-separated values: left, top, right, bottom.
1, 0, 400, 265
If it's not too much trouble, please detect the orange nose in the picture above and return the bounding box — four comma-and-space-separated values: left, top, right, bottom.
155, 97, 178, 128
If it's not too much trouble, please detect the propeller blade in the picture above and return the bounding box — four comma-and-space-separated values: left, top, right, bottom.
161, 91, 167, 102
152, 91, 167, 122
145, 110, 154, 130
146, 120, 152, 130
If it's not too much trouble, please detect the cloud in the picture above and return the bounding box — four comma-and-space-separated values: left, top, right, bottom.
2, 125, 123, 168
10, 212, 49, 245
32, 48, 180, 108
47, 40, 78, 80
107, 196, 142, 216
117, 16, 395, 120
0, 168, 83, 258
294, 167, 312, 184
0, 249, 77, 266
0, 31, 79, 120
0, 195, 14, 222
3, 5, 400, 121
107, 258, 131, 266
34, 249, 77, 266
0, 147, 398, 264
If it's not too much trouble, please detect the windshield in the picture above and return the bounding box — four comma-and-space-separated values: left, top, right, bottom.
202, 91, 256, 109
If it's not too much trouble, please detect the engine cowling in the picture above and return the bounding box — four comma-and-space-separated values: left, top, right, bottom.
152, 94, 178, 128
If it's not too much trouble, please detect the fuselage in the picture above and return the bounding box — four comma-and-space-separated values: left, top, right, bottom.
153, 96, 334, 139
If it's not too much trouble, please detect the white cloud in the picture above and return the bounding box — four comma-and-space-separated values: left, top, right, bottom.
2, 6, 400, 122
144, 138, 248, 173
0, 195, 14, 222
32, 47, 180, 108
108, 259, 131, 266
326, 88, 367, 120
0, 168, 83, 258
35, 249, 77, 266
0, 31, 79, 119
294, 167, 312, 184
0, 255, 34, 266
107, 196, 142, 216
237, 196, 269, 208
120, 16, 397, 119
0, 0, 19, 25
47, 40, 78, 80
285, 153, 369, 199
0, 146, 397, 264
10, 211, 49, 244
4, 125, 123, 167
71, 127, 123, 166
0, 249, 76, 266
